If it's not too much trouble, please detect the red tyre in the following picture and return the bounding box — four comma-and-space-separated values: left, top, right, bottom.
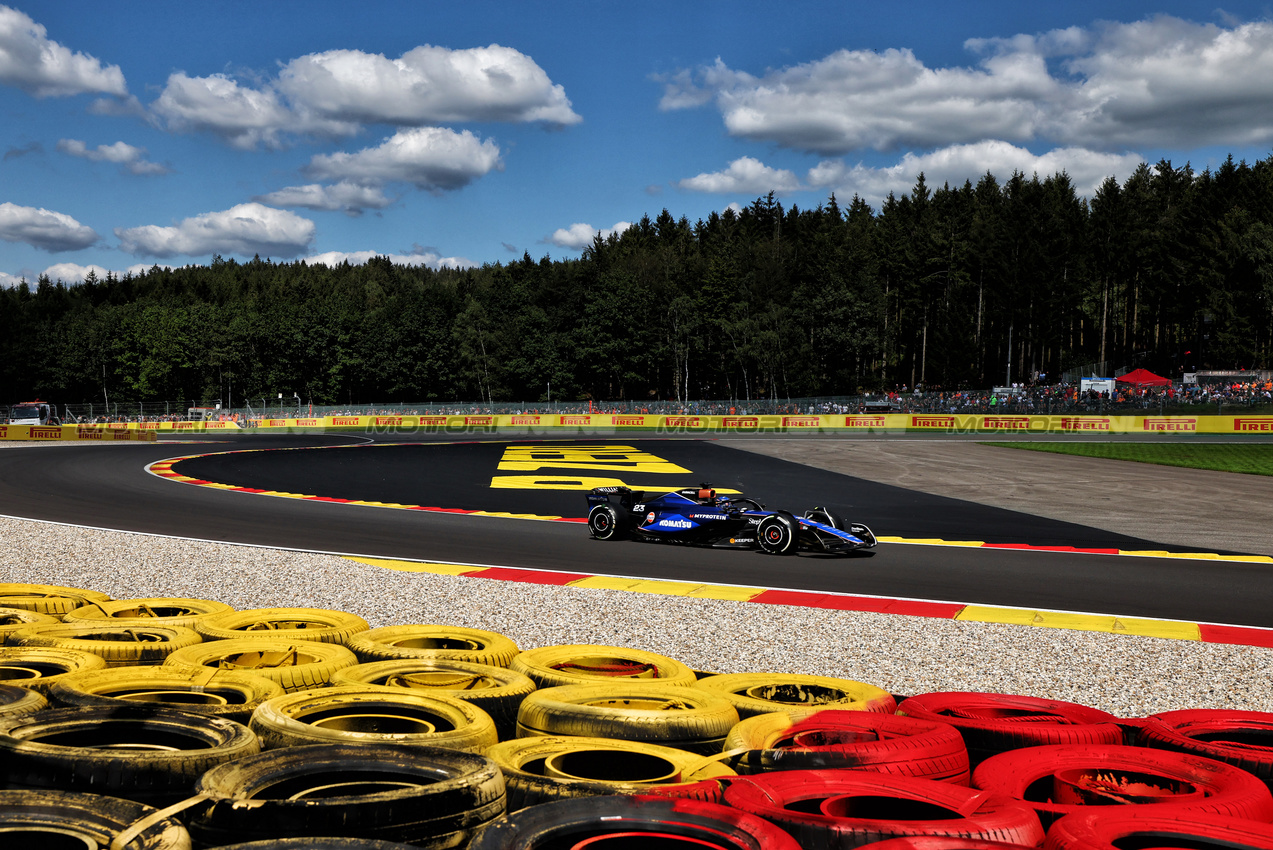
721, 769, 1044, 848
972, 744, 1273, 828
896, 692, 1124, 763
469, 795, 802, 849
1140, 709, 1273, 786
854, 839, 1039, 850
1045, 809, 1273, 849
724, 709, 970, 784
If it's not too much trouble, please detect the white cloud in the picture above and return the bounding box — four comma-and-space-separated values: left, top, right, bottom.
0, 5, 127, 97
547, 221, 633, 250
807, 140, 1145, 206
677, 156, 802, 194
0, 269, 23, 287
0, 202, 98, 251
115, 203, 315, 258
57, 138, 169, 175
302, 249, 474, 271
253, 181, 394, 216
305, 127, 502, 192
661, 16, 1273, 154
151, 72, 355, 149
277, 45, 581, 127
148, 44, 578, 150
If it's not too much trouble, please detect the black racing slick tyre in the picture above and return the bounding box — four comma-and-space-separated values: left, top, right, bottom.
757, 512, 798, 555
469, 795, 803, 850
0, 788, 192, 850
588, 504, 627, 541
188, 743, 505, 849
0, 705, 260, 806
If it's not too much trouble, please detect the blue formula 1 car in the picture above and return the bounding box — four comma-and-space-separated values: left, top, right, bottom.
585, 485, 876, 555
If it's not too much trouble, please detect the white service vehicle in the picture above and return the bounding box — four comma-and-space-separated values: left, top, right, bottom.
7, 401, 61, 425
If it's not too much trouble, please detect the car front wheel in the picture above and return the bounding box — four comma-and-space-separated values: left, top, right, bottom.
757, 514, 797, 555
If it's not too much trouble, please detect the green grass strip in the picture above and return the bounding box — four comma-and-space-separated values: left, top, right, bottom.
979, 442, 1273, 476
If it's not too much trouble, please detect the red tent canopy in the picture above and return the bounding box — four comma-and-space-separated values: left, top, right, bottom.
1116, 368, 1171, 387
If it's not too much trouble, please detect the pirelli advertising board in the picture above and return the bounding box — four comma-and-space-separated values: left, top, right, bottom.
236, 412, 1273, 433
0, 425, 158, 442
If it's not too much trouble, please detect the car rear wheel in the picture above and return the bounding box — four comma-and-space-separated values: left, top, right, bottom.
757, 513, 798, 555
588, 505, 626, 541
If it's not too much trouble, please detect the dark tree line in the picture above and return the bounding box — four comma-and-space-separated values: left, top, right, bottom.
3, 154, 1272, 407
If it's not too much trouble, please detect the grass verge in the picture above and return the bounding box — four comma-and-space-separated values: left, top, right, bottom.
978, 442, 1273, 476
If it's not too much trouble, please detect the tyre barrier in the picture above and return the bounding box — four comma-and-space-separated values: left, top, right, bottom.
515, 684, 741, 755
49, 665, 284, 724
164, 637, 358, 692
694, 672, 897, 718
0, 582, 112, 616
720, 768, 1046, 847
1138, 708, 1273, 788
186, 743, 505, 848
971, 743, 1273, 827
331, 658, 535, 741
896, 691, 1125, 764
484, 735, 738, 812
511, 644, 699, 688
845, 839, 1040, 850
62, 596, 235, 629
0, 681, 47, 718
195, 607, 370, 645
248, 685, 499, 752
0, 645, 109, 693
5, 622, 203, 667
0, 605, 58, 640
207, 840, 422, 849
0, 705, 260, 806
469, 794, 803, 849
1043, 809, 1273, 849
346, 624, 520, 667
0, 788, 192, 850
723, 709, 971, 783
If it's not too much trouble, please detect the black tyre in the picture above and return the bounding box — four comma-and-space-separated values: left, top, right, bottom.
188, 742, 505, 848
0, 788, 192, 849
0, 705, 260, 806
469, 795, 803, 849
588, 504, 626, 540
757, 513, 798, 555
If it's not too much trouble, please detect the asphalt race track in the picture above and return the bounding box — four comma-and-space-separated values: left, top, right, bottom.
1, 432, 1269, 628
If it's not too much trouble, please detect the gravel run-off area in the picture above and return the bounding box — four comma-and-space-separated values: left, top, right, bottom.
2, 437, 1271, 719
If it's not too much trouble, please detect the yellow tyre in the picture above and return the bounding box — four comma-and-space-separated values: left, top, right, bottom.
485, 735, 736, 812
195, 607, 369, 645
516, 685, 740, 755
0, 583, 111, 617
511, 645, 697, 689
165, 638, 357, 693
6, 623, 203, 667
692, 673, 896, 718
332, 658, 535, 740
0, 647, 108, 694
49, 665, 284, 724
62, 597, 233, 629
0, 682, 47, 718
347, 624, 520, 666
249, 685, 498, 753
0, 606, 58, 642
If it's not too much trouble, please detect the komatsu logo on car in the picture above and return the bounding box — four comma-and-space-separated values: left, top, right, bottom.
657, 519, 694, 529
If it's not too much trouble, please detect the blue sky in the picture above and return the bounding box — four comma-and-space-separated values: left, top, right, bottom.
3, 0, 1273, 286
